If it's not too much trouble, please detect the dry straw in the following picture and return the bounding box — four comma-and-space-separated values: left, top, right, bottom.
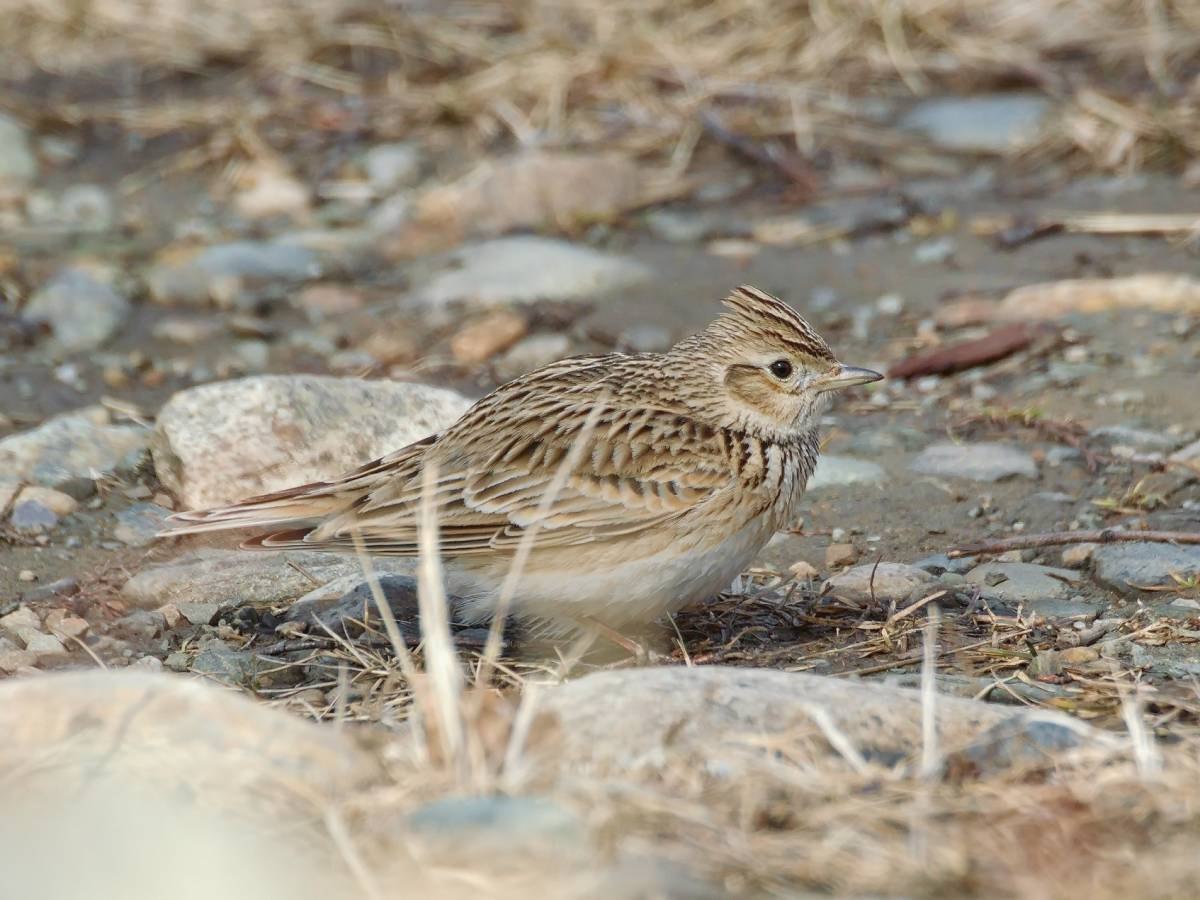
2, 0, 1199, 171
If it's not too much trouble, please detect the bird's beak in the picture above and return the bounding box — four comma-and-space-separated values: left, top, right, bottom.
814, 364, 884, 393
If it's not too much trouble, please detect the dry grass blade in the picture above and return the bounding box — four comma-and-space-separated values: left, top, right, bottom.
416, 460, 467, 776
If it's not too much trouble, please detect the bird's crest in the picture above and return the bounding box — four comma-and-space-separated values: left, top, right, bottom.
715, 285, 835, 361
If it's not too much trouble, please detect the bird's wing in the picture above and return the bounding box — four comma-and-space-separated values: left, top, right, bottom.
267, 393, 736, 556
168, 354, 739, 556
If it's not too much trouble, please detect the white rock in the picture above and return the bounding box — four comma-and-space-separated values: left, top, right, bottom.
910, 441, 1038, 482
145, 241, 323, 307
24, 266, 130, 352
823, 563, 935, 605
364, 142, 423, 193
900, 93, 1051, 153
0, 406, 148, 490
0, 113, 37, 183
122, 549, 417, 609
153, 374, 470, 509
495, 333, 573, 380
415, 237, 651, 310
807, 455, 888, 490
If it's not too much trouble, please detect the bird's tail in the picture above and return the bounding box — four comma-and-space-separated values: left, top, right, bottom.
159, 480, 348, 538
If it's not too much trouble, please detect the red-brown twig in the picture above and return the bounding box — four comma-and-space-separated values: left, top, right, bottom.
948, 529, 1200, 559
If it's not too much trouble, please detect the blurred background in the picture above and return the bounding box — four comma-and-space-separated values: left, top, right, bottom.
2, 2, 1200, 898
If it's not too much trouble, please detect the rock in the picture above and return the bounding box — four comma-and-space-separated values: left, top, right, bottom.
113, 502, 173, 546
44, 609, 88, 639
191, 640, 257, 686
0, 406, 148, 490
807, 455, 888, 490
964, 562, 1080, 605
287, 573, 420, 632
494, 333, 573, 380
414, 237, 650, 310
618, 324, 672, 353
122, 549, 416, 609
1089, 425, 1180, 454
151, 316, 221, 345
23, 632, 66, 658
527, 666, 1108, 778
899, 93, 1051, 153
825, 543, 858, 568
407, 795, 585, 856
364, 142, 423, 193
1092, 542, 1200, 594
450, 309, 527, 364
177, 602, 220, 626
910, 442, 1037, 482
145, 241, 323, 307
412, 152, 651, 239
0, 649, 37, 673
644, 208, 743, 243
9, 499, 58, 533
292, 284, 365, 320
153, 375, 469, 508
0, 113, 37, 183
790, 560, 819, 581
233, 161, 310, 220
1061, 543, 1098, 568
18, 485, 78, 516
21, 577, 79, 603
1171, 438, 1200, 463
0, 671, 379, 900
996, 274, 1200, 321
823, 563, 935, 605
0, 605, 41, 641
912, 553, 976, 576
57, 184, 114, 231
24, 266, 131, 353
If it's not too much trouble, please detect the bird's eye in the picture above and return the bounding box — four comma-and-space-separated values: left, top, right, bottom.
768, 359, 793, 379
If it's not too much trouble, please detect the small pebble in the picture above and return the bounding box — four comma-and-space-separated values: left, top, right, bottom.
825, 543, 858, 568
790, 561, 819, 581
18, 570, 35, 582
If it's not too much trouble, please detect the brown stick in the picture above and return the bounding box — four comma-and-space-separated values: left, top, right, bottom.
888, 323, 1044, 379
948, 529, 1200, 559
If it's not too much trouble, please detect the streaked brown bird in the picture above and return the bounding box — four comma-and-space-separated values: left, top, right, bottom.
164, 286, 882, 630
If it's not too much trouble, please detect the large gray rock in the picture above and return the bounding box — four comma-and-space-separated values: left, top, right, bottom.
144, 240, 323, 306
527, 666, 1109, 777
899, 93, 1051, 153
807, 455, 888, 490
415, 236, 651, 310
24, 266, 131, 353
0, 406, 148, 490
0, 113, 37, 183
823, 562, 935, 605
965, 562, 1081, 605
123, 548, 416, 609
153, 375, 470, 509
910, 441, 1037, 482
1092, 542, 1200, 594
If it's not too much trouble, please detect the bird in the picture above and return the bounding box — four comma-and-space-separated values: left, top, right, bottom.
164, 286, 882, 632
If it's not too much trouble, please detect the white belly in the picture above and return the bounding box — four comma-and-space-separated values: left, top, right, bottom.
449, 518, 777, 630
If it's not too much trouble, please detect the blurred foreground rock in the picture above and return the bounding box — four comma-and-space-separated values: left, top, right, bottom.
528, 666, 1110, 778
153, 375, 469, 509
0, 671, 376, 900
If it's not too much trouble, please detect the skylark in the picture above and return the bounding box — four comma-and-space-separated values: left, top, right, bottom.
166, 286, 881, 629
